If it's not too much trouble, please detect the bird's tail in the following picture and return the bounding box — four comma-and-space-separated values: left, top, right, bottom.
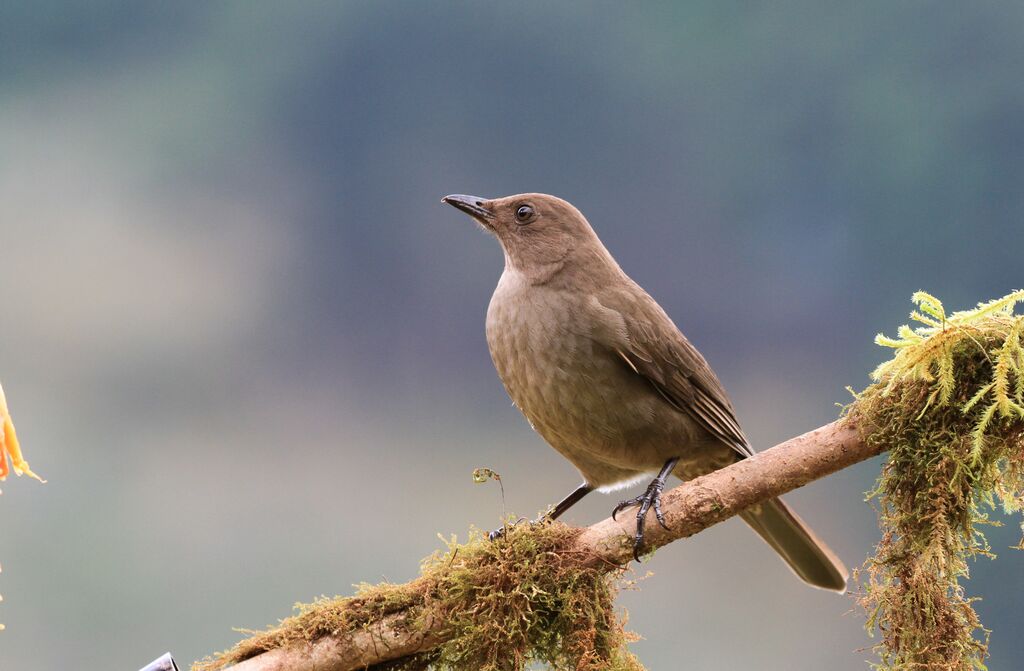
739, 497, 848, 592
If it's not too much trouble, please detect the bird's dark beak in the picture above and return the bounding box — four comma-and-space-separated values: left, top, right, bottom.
442, 194, 495, 222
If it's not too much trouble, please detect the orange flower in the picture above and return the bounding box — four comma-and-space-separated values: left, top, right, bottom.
0, 382, 43, 483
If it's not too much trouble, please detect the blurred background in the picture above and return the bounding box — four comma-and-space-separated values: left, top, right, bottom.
1, 2, 1022, 669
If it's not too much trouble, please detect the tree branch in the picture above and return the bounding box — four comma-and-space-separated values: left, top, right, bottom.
221, 418, 879, 671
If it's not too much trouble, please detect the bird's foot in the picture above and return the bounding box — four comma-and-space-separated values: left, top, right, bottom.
487, 517, 529, 541
612, 479, 670, 561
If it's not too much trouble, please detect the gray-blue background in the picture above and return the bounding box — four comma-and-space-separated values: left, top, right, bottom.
1, 3, 1021, 669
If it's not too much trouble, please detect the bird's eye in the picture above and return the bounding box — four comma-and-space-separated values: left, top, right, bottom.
515, 205, 534, 223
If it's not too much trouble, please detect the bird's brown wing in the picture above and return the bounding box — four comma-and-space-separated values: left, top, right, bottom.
598, 289, 754, 459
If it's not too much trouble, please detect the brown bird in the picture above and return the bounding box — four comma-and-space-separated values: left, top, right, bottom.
443, 192, 848, 591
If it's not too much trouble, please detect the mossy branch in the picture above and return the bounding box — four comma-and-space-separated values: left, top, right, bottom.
196, 291, 1024, 671
195, 419, 876, 671
851, 291, 1024, 671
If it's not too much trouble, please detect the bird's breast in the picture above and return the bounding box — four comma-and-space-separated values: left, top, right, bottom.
486, 276, 591, 417
484, 273, 693, 479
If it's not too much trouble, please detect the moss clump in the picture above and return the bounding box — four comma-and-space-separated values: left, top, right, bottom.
193, 521, 643, 671
849, 291, 1024, 671
193, 579, 430, 670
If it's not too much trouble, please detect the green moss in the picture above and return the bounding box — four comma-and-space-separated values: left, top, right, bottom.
192, 579, 429, 671
193, 521, 643, 671
849, 291, 1024, 671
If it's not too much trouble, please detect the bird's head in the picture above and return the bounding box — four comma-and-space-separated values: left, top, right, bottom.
442, 193, 606, 276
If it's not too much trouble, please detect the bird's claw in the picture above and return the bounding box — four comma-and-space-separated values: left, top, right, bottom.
611, 497, 637, 521
612, 479, 669, 561
487, 516, 528, 541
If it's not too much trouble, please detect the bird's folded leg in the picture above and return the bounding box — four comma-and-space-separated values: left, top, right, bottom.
487, 517, 527, 541
487, 482, 594, 541
612, 458, 679, 561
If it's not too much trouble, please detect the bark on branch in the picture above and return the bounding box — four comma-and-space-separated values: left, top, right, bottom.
224, 418, 879, 671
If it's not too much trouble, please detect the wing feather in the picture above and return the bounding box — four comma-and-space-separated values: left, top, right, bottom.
601, 290, 753, 458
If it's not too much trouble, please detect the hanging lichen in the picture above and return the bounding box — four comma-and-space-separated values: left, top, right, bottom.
193, 521, 643, 671
849, 291, 1024, 671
